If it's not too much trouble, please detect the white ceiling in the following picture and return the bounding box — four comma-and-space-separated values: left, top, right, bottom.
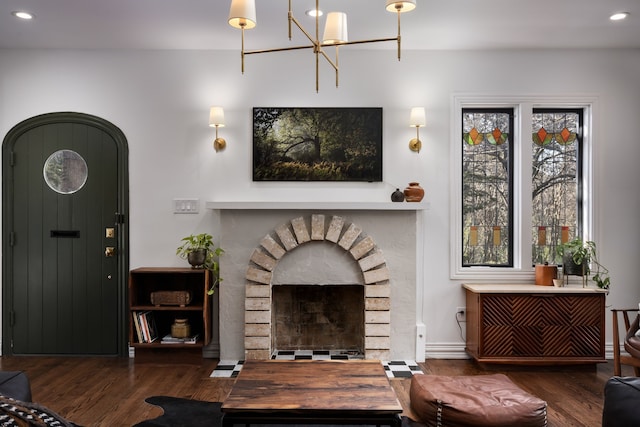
1, 0, 639, 51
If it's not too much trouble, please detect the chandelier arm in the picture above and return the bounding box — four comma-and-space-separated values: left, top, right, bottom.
244, 44, 315, 55
288, 0, 292, 40
397, 9, 402, 60
333, 47, 340, 88
322, 37, 398, 48
315, 0, 319, 44
241, 27, 246, 73
315, 0, 319, 92
336, 47, 339, 87
290, 16, 317, 47
319, 50, 337, 72
244, 37, 399, 55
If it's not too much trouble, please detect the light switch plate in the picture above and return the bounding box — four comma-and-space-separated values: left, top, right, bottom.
173, 198, 200, 214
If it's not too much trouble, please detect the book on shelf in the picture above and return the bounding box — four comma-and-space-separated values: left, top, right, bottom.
132, 312, 144, 343
133, 311, 159, 343
143, 311, 159, 343
161, 333, 200, 344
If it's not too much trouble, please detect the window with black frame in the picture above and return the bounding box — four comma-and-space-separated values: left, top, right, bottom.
461, 107, 584, 269
462, 108, 514, 267
531, 108, 583, 265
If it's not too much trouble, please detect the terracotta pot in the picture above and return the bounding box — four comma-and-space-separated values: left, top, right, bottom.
535, 264, 558, 286
404, 182, 424, 202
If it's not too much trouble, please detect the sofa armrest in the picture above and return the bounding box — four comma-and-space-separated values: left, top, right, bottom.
0, 371, 32, 402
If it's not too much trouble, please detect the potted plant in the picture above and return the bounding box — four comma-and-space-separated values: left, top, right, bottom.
176, 233, 224, 294
556, 238, 610, 289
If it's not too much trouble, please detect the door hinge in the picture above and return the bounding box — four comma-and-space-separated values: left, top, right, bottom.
114, 213, 125, 224
9, 151, 16, 166
9, 232, 15, 247
9, 311, 15, 327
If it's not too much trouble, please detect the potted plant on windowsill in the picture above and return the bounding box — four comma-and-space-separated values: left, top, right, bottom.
176, 233, 224, 295
556, 238, 610, 289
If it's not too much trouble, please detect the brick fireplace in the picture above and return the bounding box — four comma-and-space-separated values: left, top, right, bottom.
244, 214, 392, 360
209, 204, 422, 362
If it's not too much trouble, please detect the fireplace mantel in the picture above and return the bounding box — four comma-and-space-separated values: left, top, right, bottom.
206, 201, 429, 211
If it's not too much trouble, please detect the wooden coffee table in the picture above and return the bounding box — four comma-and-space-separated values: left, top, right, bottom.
221, 359, 403, 426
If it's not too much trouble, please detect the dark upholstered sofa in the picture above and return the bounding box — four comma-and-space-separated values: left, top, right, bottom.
602, 376, 640, 427
0, 371, 79, 426
0, 371, 32, 402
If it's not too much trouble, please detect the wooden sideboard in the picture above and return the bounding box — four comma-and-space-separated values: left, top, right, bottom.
463, 284, 607, 365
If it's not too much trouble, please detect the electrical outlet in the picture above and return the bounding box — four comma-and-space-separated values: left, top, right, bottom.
456, 306, 466, 322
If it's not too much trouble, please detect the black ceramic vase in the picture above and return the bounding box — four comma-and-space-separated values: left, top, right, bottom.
391, 188, 405, 202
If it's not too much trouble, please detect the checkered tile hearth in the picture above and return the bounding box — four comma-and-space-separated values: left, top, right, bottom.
210, 351, 424, 379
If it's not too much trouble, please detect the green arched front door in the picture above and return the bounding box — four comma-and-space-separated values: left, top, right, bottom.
2, 112, 129, 356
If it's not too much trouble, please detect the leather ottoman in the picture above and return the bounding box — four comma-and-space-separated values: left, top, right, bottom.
410, 374, 547, 427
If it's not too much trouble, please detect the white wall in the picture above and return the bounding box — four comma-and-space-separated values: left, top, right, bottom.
1, 47, 639, 357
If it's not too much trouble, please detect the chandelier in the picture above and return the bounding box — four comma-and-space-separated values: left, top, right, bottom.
228, 0, 417, 92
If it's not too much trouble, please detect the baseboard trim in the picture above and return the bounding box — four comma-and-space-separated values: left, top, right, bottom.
126, 342, 620, 361
425, 342, 470, 360
423, 342, 619, 361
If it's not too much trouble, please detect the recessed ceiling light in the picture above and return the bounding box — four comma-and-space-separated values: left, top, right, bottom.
12, 11, 34, 20
610, 12, 629, 21
306, 9, 323, 17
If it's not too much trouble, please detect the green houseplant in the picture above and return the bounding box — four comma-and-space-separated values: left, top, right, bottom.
176, 233, 224, 295
556, 238, 610, 289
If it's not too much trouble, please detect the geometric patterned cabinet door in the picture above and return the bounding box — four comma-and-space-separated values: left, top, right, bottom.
464, 284, 606, 365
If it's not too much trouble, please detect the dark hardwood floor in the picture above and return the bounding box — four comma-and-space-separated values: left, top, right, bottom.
0, 356, 629, 426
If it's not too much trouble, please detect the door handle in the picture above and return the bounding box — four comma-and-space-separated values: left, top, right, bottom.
105, 247, 116, 257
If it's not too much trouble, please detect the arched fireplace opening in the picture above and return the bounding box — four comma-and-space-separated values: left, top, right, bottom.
272, 284, 365, 356
243, 214, 391, 360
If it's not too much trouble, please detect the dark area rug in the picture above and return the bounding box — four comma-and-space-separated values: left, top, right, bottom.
132, 395, 424, 427
132, 396, 222, 427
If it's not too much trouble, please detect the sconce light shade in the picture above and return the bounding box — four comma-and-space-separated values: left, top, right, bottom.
209, 107, 225, 127
386, 0, 417, 13
410, 107, 426, 127
228, 0, 257, 29
409, 107, 425, 153
323, 12, 348, 44
209, 107, 227, 152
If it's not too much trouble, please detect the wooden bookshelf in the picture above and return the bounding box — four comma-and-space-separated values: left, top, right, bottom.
128, 267, 211, 362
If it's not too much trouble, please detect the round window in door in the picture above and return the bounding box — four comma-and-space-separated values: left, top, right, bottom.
43, 149, 88, 194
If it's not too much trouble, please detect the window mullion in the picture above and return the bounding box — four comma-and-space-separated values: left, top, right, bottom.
518, 104, 534, 270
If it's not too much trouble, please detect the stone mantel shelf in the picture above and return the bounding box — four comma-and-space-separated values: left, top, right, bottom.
206, 201, 430, 211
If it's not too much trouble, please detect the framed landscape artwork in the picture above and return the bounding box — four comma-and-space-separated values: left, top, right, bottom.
252, 107, 383, 181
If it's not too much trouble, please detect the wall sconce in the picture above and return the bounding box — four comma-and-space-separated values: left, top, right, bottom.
409, 107, 425, 152
209, 107, 226, 152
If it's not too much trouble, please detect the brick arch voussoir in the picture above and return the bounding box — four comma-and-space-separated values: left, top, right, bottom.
245, 214, 389, 283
